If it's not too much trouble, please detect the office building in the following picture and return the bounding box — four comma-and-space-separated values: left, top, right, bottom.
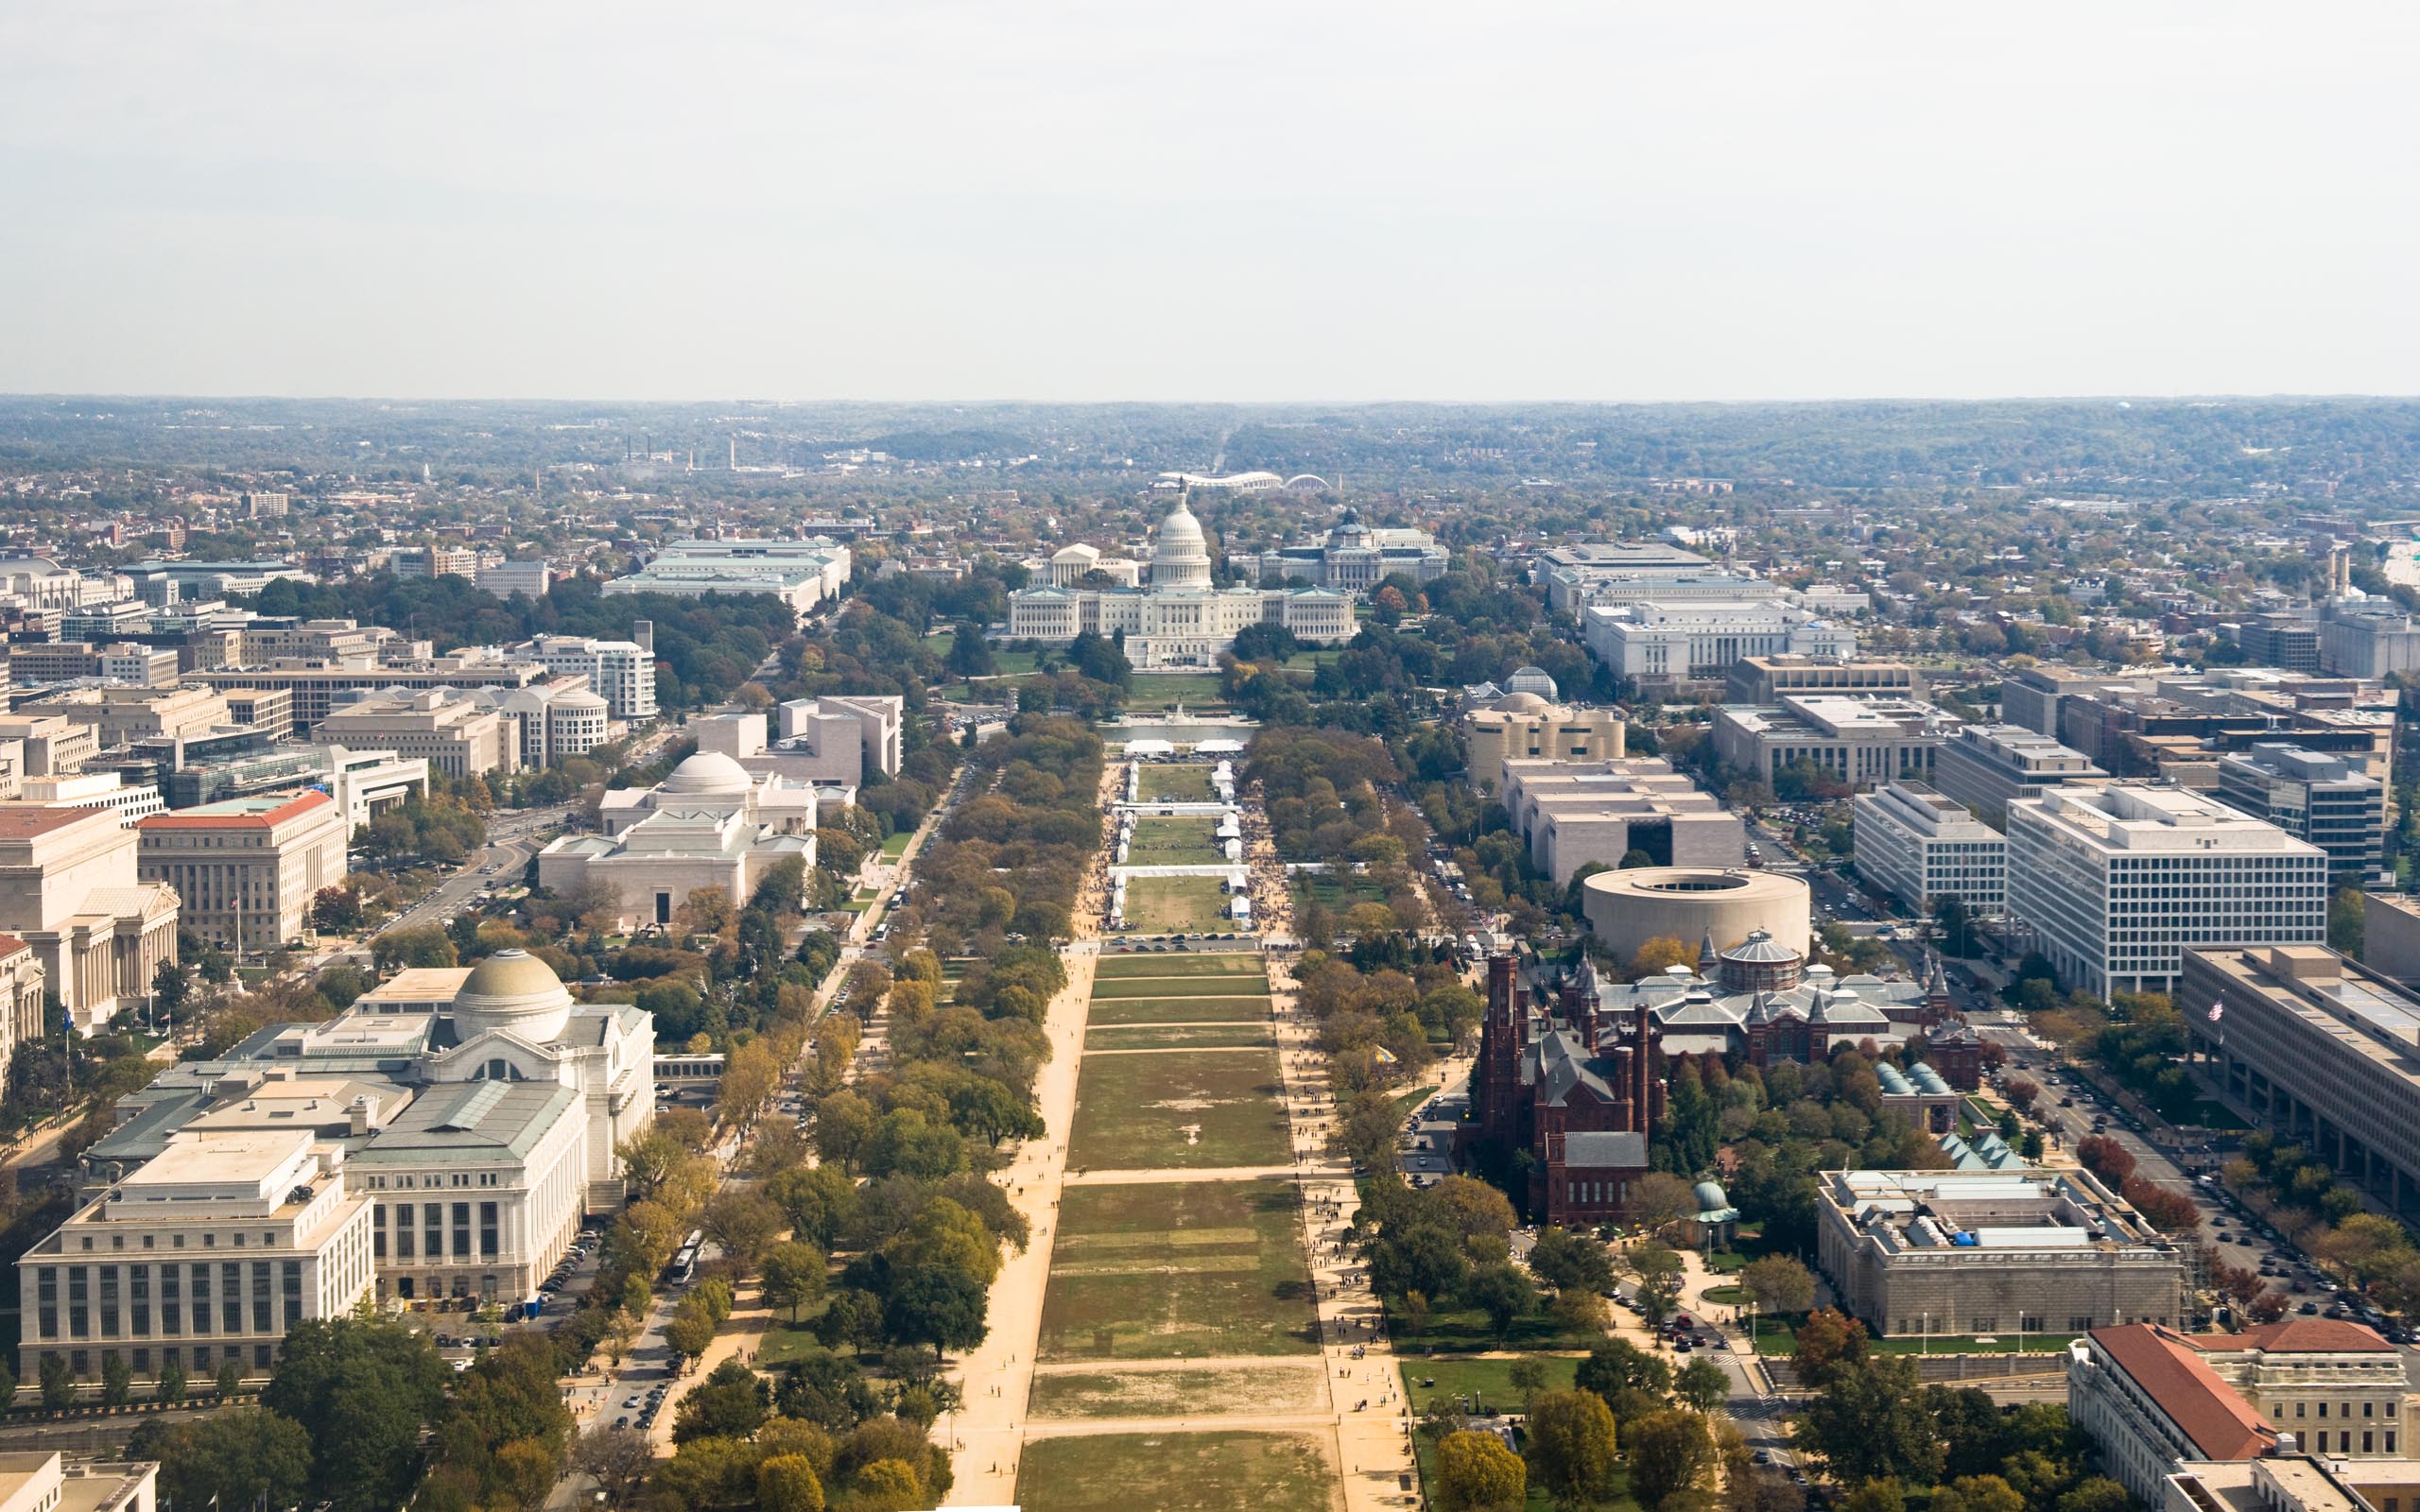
401, 544, 479, 579
1242, 508, 1448, 593
2241, 614, 2323, 675
603, 538, 852, 619
0, 937, 43, 1102
475, 558, 553, 601
2002, 664, 2135, 741
692, 711, 866, 808
770, 696, 903, 782
0, 1452, 158, 1512
215, 688, 294, 734
1851, 782, 2007, 915
8, 643, 180, 689
2190, 1322, 2407, 1455
2069, 1325, 2277, 1506
2006, 784, 2327, 998
525, 634, 657, 723
59, 602, 156, 641
2162, 1453, 2420, 1512
1585, 602, 1854, 694
1713, 695, 1955, 789
1461, 692, 1628, 794
2213, 744, 2384, 878
2070, 1319, 2406, 1507
136, 791, 346, 954
0, 713, 98, 780
0, 805, 181, 1033
1815, 1167, 2186, 1340
26, 685, 232, 748
318, 748, 431, 833
1724, 655, 1923, 706
2322, 609, 2420, 679
19, 773, 166, 826
16, 1129, 373, 1391
192, 657, 549, 735
2362, 892, 2420, 987
314, 689, 516, 779
1498, 757, 1740, 885
2181, 945, 2420, 1214
1531, 541, 1720, 613
1930, 723, 2109, 827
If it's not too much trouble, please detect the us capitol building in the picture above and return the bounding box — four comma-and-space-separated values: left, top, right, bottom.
1006, 502, 1355, 668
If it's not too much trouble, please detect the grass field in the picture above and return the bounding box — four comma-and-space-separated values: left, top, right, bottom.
1095, 954, 1267, 979
1121, 876, 1236, 934
1068, 1048, 1292, 1169
1084, 996, 1276, 1025
1039, 1178, 1319, 1360
1085, 1023, 1274, 1051
1389, 1299, 1608, 1354
880, 831, 914, 858
1399, 1355, 1580, 1415
1122, 674, 1228, 710
1752, 1315, 2077, 1357
1017, 1432, 1339, 1512
1290, 875, 1392, 910
1125, 815, 1230, 865
1028, 1362, 1326, 1419
754, 1319, 836, 1369
1136, 765, 1219, 801
1091, 973, 1270, 999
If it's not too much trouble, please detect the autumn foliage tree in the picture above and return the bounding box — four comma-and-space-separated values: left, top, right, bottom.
2076, 1135, 2135, 1185
2121, 1176, 2202, 1233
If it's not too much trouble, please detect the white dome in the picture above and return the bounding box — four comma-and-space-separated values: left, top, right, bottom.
1150, 504, 1213, 589
452, 948, 574, 1043
661, 751, 754, 797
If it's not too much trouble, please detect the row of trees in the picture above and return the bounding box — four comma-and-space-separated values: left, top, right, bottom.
907, 713, 1101, 951
1789, 1315, 2128, 1512
126, 1315, 557, 1512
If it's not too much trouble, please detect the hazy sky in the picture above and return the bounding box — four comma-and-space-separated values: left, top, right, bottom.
3, 2, 2413, 401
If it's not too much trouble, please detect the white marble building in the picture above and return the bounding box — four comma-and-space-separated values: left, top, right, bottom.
539, 751, 818, 928
1007, 503, 1354, 668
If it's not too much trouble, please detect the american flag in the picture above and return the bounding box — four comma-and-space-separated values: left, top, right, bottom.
2207, 1003, 2224, 1022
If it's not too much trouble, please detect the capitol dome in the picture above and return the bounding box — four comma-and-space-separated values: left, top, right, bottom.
453, 948, 574, 1043
661, 750, 754, 798
1150, 503, 1214, 589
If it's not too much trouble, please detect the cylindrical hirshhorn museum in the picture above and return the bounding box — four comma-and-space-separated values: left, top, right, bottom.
1581, 867, 1812, 965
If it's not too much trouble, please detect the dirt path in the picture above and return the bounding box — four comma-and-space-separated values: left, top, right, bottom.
1267, 953, 1421, 1512
942, 940, 1097, 1502
939, 753, 1121, 1503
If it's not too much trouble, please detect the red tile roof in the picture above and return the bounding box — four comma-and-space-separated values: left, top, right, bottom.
0, 805, 109, 839
138, 790, 332, 831
2189, 1320, 2396, 1355
2091, 1324, 2276, 1461
0, 934, 26, 959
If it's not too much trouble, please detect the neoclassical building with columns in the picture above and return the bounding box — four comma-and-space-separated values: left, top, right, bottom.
1006, 502, 1355, 668
75, 948, 651, 1323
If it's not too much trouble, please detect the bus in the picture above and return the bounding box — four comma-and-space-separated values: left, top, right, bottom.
666, 1228, 703, 1286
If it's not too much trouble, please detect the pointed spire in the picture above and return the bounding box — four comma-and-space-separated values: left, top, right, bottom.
1698, 927, 1720, 971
